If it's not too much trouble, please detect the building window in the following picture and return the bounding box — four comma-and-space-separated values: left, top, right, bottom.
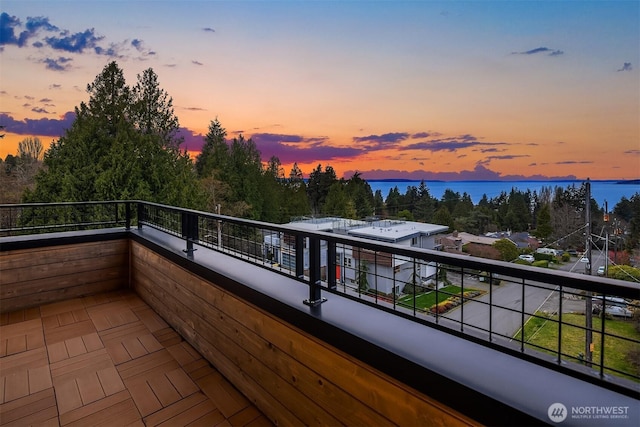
282, 253, 295, 270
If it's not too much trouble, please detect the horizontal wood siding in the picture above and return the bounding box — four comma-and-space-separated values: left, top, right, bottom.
0, 240, 129, 313
130, 241, 477, 427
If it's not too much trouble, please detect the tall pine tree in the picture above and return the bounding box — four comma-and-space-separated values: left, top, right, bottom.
24, 62, 204, 208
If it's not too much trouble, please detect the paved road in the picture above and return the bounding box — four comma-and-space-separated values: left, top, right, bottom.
440, 274, 557, 340
439, 255, 606, 340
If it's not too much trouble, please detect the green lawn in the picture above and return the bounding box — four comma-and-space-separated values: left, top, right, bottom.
514, 312, 640, 381
398, 286, 464, 310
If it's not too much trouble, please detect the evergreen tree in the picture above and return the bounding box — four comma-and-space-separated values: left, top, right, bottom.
131, 68, 181, 149
504, 189, 530, 232
261, 156, 285, 223
414, 180, 435, 222
373, 190, 384, 216
323, 182, 356, 218
307, 164, 338, 214
385, 186, 401, 217
357, 259, 369, 292
283, 163, 310, 220
289, 162, 304, 184
195, 118, 228, 178
625, 193, 640, 251
433, 205, 454, 231
401, 185, 420, 213
345, 172, 374, 218
24, 61, 204, 208
465, 206, 493, 235
452, 192, 474, 218
227, 135, 265, 220
25, 62, 131, 202
441, 189, 461, 215
535, 203, 553, 242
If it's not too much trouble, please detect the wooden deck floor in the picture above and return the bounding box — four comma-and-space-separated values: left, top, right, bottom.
0, 290, 273, 427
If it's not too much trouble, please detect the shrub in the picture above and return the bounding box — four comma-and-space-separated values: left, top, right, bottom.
609, 265, 640, 282
533, 260, 549, 268
402, 282, 429, 295
534, 252, 553, 262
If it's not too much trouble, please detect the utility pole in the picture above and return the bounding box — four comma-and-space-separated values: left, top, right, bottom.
604, 201, 609, 275
613, 218, 617, 264
585, 178, 593, 366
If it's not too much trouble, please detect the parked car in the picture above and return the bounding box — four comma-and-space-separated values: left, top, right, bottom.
592, 303, 633, 318
592, 296, 626, 307
605, 305, 633, 318
518, 254, 535, 263
597, 266, 606, 276
580, 256, 589, 263
567, 249, 578, 257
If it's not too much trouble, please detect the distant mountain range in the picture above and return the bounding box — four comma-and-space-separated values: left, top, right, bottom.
344, 164, 580, 182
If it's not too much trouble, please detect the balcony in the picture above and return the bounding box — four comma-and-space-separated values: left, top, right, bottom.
1, 201, 639, 426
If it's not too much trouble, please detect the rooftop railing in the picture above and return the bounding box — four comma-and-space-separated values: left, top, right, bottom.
2, 200, 639, 396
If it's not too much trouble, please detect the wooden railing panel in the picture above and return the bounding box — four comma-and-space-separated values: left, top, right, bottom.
130, 241, 477, 427
0, 240, 129, 313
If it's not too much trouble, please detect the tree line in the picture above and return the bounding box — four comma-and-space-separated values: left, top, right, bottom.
1, 61, 638, 254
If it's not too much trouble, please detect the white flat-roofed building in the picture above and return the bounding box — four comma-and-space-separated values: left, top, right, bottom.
347, 220, 449, 248
264, 217, 449, 296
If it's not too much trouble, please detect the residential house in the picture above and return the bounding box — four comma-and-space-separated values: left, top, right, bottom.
264, 218, 449, 296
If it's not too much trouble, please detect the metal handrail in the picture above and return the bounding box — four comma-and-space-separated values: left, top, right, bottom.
2, 200, 639, 393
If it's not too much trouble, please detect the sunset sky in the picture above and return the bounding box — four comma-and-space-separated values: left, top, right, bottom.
1, 0, 638, 181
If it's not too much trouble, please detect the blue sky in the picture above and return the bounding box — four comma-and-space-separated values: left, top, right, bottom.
1, 0, 638, 180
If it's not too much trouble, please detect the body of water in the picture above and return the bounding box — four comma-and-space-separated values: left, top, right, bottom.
367, 180, 640, 208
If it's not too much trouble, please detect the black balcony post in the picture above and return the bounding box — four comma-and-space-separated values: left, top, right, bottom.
125, 202, 131, 230
327, 239, 337, 291
137, 202, 144, 230
295, 234, 304, 279
304, 235, 326, 306
489, 272, 493, 341
181, 211, 198, 258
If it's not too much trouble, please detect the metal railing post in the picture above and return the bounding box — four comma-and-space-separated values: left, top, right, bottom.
304, 236, 326, 306
137, 202, 144, 230
125, 202, 131, 230
181, 210, 198, 258
327, 240, 337, 291
295, 234, 304, 279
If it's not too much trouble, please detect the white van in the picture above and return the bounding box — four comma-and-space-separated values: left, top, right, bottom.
536, 248, 557, 256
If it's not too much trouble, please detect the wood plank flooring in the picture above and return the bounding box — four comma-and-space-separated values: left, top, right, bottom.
0, 290, 272, 427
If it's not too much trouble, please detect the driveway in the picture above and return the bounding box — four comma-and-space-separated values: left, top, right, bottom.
441, 273, 557, 340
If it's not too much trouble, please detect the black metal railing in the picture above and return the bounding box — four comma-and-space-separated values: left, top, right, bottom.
0, 201, 133, 236
2, 201, 639, 394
